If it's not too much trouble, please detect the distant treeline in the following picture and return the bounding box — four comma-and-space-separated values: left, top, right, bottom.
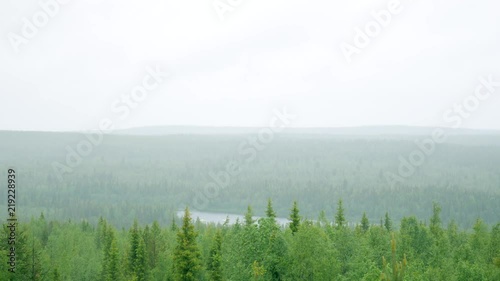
1, 132, 499, 228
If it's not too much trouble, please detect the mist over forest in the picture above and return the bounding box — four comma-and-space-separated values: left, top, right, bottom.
1, 127, 499, 228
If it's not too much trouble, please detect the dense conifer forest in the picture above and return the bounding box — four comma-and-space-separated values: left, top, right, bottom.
1, 200, 499, 280
1, 130, 499, 228
1, 130, 499, 280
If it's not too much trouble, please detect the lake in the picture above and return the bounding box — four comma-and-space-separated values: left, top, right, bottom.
177, 210, 290, 225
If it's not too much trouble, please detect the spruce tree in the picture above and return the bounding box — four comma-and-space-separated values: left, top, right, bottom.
96, 217, 108, 250
490, 223, 500, 264
135, 237, 148, 281
171, 215, 178, 231
266, 199, 276, 219
335, 199, 346, 228
208, 230, 223, 281
430, 202, 442, 237
244, 205, 255, 227
29, 234, 43, 281
101, 226, 112, 281
128, 220, 140, 275
289, 201, 301, 234
106, 233, 121, 281
384, 212, 392, 232
361, 212, 370, 233
142, 225, 152, 269
173, 207, 201, 281
149, 221, 162, 269
13, 225, 44, 281
102, 227, 121, 281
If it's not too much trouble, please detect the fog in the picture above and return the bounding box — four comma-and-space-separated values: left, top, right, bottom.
1, 0, 499, 131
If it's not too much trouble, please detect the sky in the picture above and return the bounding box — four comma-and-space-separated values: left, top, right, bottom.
0, 0, 499, 131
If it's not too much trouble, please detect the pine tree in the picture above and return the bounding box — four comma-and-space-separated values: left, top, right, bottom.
245, 205, 255, 227
335, 199, 346, 228
384, 212, 392, 232
361, 212, 370, 233
289, 201, 301, 234
173, 207, 202, 281
208, 230, 223, 281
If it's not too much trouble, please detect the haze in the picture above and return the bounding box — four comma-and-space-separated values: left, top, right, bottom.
1, 0, 499, 131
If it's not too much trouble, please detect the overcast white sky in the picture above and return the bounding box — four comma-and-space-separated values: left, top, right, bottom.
1, 0, 499, 131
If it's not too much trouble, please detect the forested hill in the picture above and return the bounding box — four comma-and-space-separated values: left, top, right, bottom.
115, 125, 500, 138
0, 128, 499, 228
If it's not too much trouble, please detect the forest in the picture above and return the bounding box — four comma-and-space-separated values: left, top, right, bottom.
0, 129, 499, 279
0, 129, 499, 228
1, 200, 499, 280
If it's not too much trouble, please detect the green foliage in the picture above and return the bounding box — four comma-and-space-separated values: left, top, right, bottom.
147, 221, 162, 269
52, 268, 61, 281
494, 257, 500, 268
289, 201, 301, 234
286, 221, 338, 279
266, 199, 276, 220
381, 234, 407, 281
3, 131, 500, 229
244, 205, 255, 227
135, 237, 148, 281
252, 261, 266, 281
106, 234, 122, 281
430, 202, 443, 238
208, 230, 223, 281
173, 208, 202, 281
384, 212, 392, 232
361, 212, 370, 233
0, 200, 498, 280
335, 199, 346, 229
128, 220, 140, 274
